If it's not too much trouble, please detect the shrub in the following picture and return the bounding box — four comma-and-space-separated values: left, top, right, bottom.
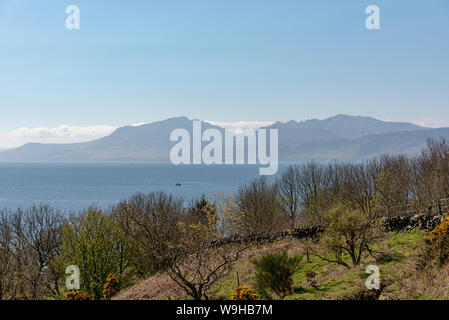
103, 274, 120, 300
252, 250, 303, 298
65, 290, 92, 300
230, 286, 259, 300
429, 217, 449, 264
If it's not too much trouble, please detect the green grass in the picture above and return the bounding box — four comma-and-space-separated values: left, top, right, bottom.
211, 229, 429, 300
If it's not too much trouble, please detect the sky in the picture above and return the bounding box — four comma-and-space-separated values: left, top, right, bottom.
0, 0, 449, 148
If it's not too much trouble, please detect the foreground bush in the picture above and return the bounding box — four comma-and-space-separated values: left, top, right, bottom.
230, 286, 259, 300
65, 291, 92, 300
252, 250, 302, 298
429, 217, 449, 264
103, 274, 120, 300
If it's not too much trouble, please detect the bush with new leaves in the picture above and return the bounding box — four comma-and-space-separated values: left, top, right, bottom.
103, 274, 120, 300
60, 207, 132, 299
429, 217, 449, 264
252, 250, 302, 298
65, 291, 92, 300
230, 286, 259, 300
317, 202, 375, 268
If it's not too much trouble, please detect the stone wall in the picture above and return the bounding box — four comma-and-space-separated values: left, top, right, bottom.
380, 213, 445, 232
210, 225, 325, 247
211, 213, 445, 248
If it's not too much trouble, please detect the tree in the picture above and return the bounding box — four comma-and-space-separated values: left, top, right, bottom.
370, 155, 412, 216
411, 138, 449, 214
339, 163, 376, 218
315, 203, 375, 268
115, 192, 186, 275
118, 193, 250, 300
236, 177, 286, 236
0, 211, 16, 300
278, 165, 302, 228
295, 161, 339, 226
187, 195, 217, 225
9, 205, 64, 300
60, 207, 132, 299
166, 202, 249, 300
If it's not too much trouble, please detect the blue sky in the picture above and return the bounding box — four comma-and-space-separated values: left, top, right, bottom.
0, 0, 448, 147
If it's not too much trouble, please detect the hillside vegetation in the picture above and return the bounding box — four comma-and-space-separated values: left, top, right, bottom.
1, 138, 449, 300
116, 228, 449, 300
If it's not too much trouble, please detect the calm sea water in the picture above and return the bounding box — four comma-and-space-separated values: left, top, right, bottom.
0, 163, 285, 214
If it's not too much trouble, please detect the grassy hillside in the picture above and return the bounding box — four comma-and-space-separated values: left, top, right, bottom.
115, 228, 449, 300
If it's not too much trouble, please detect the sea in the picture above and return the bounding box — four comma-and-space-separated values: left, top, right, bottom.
0, 162, 288, 214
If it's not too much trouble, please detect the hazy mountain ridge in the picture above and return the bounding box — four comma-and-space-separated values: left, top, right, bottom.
279, 127, 449, 161
0, 115, 447, 162
265, 114, 425, 145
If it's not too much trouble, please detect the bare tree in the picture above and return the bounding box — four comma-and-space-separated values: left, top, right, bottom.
409, 139, 448, 214
236, 177, 286, 236
8, 205, 64, 299
166, 203, 250, 300
370, 154, 412, 216
115, 192, 186, 274
0, 211, 17, 300
117, 193, 249, 300
278, 165, 302, 228
296, 161, 338, 225
339, 162, 376, 218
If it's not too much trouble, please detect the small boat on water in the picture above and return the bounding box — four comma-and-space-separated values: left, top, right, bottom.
175, 183, 182, 186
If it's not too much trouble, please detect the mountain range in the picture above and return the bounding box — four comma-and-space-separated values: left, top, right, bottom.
0, 114, 448, 162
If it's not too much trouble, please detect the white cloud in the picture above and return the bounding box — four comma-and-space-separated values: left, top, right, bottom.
6, 125, 117, 139
130, 122, 150, 127
205, 121, 274, 133
0, 125, 118, 149
0, 121, 157, 149
411, 118, 449, 128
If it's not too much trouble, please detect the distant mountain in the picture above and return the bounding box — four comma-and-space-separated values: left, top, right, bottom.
265, 114, 425, 145
0, 115, 447, 162
0, 117, 222, 162
278, 127, 449, 161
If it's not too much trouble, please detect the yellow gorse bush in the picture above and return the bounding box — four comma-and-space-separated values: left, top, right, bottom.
429, 217, 449, 264
429, 217, 449, 246
230, 286, 259, 300
102, 273, 120, 300
65, 290, 92, 300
